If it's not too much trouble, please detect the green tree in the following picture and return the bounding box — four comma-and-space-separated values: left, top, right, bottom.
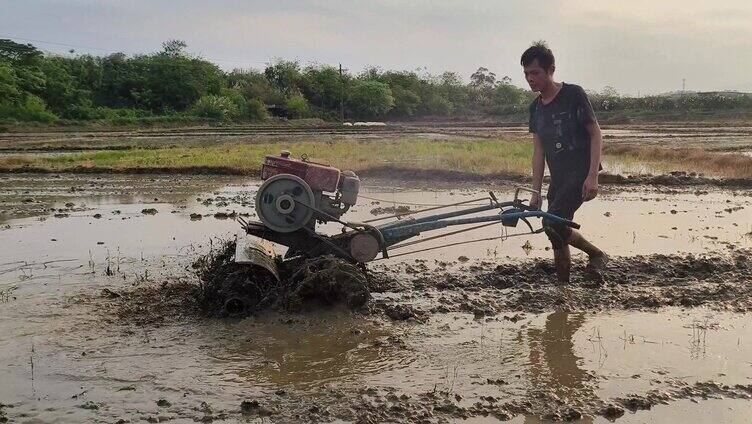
0, 61, 20, 102
348, 80, 394, 118
144, 48, 225, 113
0, 39, 42, 64
299, 64, 343, 111
228, 69, 285, 105
470, 67, 496, 89
438, 71, 471, 113
377, 70, 422, 117
36, 57, 79, 116
419, 91, 453, 116
162, 39, 188, 57
264, 60, 301, 95
390, 85, 421, 116
491, 80, 530, 113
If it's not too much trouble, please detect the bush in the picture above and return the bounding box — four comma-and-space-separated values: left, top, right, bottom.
220, 88, 246, 111
189, 95, 239, 121
246, 98, 268, 121
0, 95, 57, 123
285, 94, 309, 118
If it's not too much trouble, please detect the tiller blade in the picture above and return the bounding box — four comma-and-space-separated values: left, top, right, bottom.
234, 232, 280, 282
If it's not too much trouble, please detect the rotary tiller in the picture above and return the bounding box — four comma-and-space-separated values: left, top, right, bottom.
235, 151, 580, 280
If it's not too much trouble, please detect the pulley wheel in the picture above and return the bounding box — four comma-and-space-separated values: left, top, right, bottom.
349, 233, 380, 263
255, 174, 315, 233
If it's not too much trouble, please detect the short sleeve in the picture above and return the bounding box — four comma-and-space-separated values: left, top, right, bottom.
573, 86, 597, 126
528, 99, 538, 133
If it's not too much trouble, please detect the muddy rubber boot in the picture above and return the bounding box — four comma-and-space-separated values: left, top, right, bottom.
553, 247, 571, 285
583, 253, 609, 287
587, 252, 610, 270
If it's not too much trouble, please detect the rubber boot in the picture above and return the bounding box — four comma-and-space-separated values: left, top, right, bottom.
553, 246, 572, 284
568, 230, 609, 268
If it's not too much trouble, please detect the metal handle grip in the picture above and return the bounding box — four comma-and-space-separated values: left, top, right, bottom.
514, 187, 540, 202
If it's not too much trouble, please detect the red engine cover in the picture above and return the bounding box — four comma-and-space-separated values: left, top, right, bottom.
261, 153, 340, 192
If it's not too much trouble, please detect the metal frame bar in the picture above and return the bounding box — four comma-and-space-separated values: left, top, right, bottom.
241, 188, 580, 263
380, 209, 578, 243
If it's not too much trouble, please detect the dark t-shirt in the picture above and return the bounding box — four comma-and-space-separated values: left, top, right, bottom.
528, 83, 597, 184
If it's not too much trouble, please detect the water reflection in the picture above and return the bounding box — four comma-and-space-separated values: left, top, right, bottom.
201, 314, 411, 388
526, 310, 594, 423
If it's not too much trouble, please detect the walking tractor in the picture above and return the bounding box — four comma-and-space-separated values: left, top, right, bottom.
235, 151, 580, 280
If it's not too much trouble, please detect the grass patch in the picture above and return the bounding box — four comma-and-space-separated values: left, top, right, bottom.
2, 138, 750, 181
0, 138, 534, 176
604, 145, 752, 179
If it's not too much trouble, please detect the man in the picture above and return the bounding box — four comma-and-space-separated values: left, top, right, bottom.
522, 41, 608, 283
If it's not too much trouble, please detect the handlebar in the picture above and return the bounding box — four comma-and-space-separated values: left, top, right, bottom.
511, 187, 580, 229
514, 187, 541, 204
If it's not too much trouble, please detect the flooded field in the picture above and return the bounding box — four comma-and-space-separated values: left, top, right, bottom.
3, 122, 752, 153
1, 173, 751, 422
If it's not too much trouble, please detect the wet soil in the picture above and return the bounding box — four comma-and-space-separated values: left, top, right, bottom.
2, 175, 752, 423
97, 248, 752, 325
369, 249, 752, 318
66, 246, 752, 422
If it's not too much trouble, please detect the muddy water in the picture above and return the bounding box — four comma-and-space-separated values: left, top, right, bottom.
1, 174, 752, 422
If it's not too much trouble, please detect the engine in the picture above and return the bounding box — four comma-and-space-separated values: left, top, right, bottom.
255, 150, 360, 232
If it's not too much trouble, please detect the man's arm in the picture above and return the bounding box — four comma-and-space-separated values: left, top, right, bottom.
531, 133, 545, 209
582, 121, 602, 201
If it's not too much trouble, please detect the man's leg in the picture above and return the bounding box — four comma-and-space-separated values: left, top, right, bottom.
553, 245, 571, 284
543, 220, 573, 283
567, 230, 607, 261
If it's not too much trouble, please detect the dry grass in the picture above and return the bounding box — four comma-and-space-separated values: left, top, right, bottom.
604, 145, 752, 179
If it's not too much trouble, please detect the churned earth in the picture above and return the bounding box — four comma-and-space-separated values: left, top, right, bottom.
1, 174, 752, 423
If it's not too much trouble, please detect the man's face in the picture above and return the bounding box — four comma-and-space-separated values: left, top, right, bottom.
523, 59, 553, 92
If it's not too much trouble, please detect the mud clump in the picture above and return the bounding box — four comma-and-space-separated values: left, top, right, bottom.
370, 205, 411, 216
282, 255, 370, 311
239, 400, 274, 417
195, 241, 370, 317
383, 303, 428, 322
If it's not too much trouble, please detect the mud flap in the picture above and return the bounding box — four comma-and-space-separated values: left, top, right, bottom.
234, 232, 280, 282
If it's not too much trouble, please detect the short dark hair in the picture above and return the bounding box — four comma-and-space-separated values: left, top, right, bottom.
521, 41, 555, 71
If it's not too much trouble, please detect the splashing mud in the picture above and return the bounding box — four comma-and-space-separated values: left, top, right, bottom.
105, 241, 372, 321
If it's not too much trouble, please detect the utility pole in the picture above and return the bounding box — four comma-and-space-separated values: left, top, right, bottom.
339, 63, 344, 122
682, 78, 686, 93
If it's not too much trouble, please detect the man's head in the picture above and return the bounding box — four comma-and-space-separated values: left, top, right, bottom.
521, 41, 555, 92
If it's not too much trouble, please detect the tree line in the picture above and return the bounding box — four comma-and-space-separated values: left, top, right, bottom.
1, 39, 750, 125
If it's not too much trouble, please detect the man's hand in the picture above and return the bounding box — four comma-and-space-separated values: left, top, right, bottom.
530, 191, 542, 210
582, 174, 598, 201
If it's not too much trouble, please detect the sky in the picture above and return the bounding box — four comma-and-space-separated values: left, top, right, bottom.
2, 0, 751, 95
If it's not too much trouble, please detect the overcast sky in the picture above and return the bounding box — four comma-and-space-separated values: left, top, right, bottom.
2, 0, 751, 94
